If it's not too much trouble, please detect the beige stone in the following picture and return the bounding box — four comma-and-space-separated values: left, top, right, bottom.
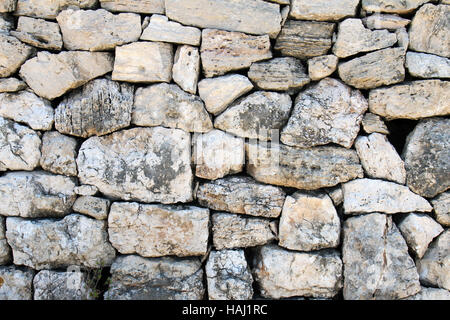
0, 0, 15, 12
15, 0, 98, 19
74, 185, 98, 196
0, 78, 26, 93
290, 0, 359, 21
431, 191, 450, 227
40, 131, 78, 176
11, 16, 62, 50
308, 55, 339, 81
362, 0, 433, 14
173, 45, 200, 94
406, 287, 450, 300
100, 0, 164, 14
0, 34, 34, 78
361, 113, 390, 134
363, 13, 410, 30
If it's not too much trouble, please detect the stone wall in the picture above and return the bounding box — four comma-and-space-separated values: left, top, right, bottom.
0, 0, 449, 300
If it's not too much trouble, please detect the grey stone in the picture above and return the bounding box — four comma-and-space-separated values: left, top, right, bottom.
0, 13, 13, 33
100, 0, 165, 14
0, 78, 26, 93
431, 191, 450, 227
0, 216, 11, 265
11, 16, 62, 50
73, 196, 110, 220
0, 266, 33, 300
34, 270, 94, 300
0, 34, 34, 78
40, 131, 78, 176
406, 287, 450, 300
290, 0, 359, 21
406, 52, 450, 79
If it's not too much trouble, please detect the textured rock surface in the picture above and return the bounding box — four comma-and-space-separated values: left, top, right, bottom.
290, 0, 359, 21
406, 52, 450, 79
0, 0, 16, 12
308, 55, 339, 81
253, 245, 343, 299
6, 214, 116, 269
11, 16, 62, 50
172, 45, 200, 94
0, 34, 34, 78
281, 78, 367, 148
74, 185, 98, 196
361, 113, 390, 134
0, 266, 33, 300
431, 191, 450, 226
15, 0, 98, 19
362, 0, 432, 14
0, 216, 11, 264
343, 213, 421, 300
73, 196, 110, 220
406, 287, 450, 300
77, 127, 193, 204
40, 131, 78, 176
197, 176, 285, 218
0, 13, 13, 33
33, 270, 94, 300
363, 14, 411, 30
100, 0, 165, 14
0, 78, 26, 93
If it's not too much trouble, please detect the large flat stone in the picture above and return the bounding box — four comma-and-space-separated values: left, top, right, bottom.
406, 52, 450, 79
362, 0, 433, 14
290, 0, 359, 21
0, 34, 34, 78
100, 0, 165, 14
11, 16, 63, 50
15, 0, 98, 19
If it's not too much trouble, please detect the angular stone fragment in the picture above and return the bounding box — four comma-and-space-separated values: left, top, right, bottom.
100, 0, 164, 14
0, 216, 11, 264
253, 244, 343, 299
11, 16, 62, 50
0, 78, 26, 93
0, 171, 76, 218
279, 192, 340, 251
172, 45, 200, 94
281, 78, 367, 148
362, 0, 433, 14
104, 255, 204, 300
0, 0, 15, 12
214, 91, 291, 141
0, 266, 33, 300
248, 57, 310, 91
355, 133, 406, 184
338, 48, 405, 89
363, 13, 411, 30
112, 42, 173, 83
193, 129, 244, 180
275, 20, 335, 59
200, 29, 272, 78
15, 0, 98, 19
333, 19, 397, 58
197, 176, 286, 218
165, 0, 281, 38
361, 113, 389, 134
398, 213, 444, 258
409, 4, 450, 58
406, 287, 450, 300
206, 249, 253, 300
34, 270, 94, 300
55, 78, 134, 138
20, 51, 114, 100
108, 202, 209, 257
73, 196, 110, 220
211, 213, 275, 250
247, 142, 364, 190
403, 118, 450, 198
326, 186, 344, 206
416, 230, 450, 290
396, 27, 409, 52
0, 13, 13, 33
197, 74, 253, 115
0, 34, 34, 78
141, 14, 200, 46
343, 213, 421, 300
0, 117, 41, 172
40, 131, 78, 176
57, 9, 141, 51
290, 0, 359, 21
406, 52, 450, 79
431, 191, 450, 227
77, 127, 193, 204
342, 178, 432, 214
132, 83, 211, 132
74, 185, 98, 196
308, 55, 338, 81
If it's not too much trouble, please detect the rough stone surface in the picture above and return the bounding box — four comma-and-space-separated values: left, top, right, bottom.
362, 0, 432, 14
206, 249, 253, 300
40, 131, 78, 176
326, 186, 344, 206
77, 127, 193, 204
55, 78, 134, 138
343, 213, 421, 300
247, 141, 364, 190
0, 34, 34, 78
33, 270, 94, 300
248, 57, 310, 91
172, 45, 200, 94
361, 113, 389, 134
281, 78, 367, 148
0, 171, 76, 218
108, 202, 209, 257
132, 83, 212, 132
253, 244, 343, 299
406, 287, 450, 300
73, 196, 110, 220
15, 0, 98, 19
363, 14, 411, 30
211, 212, 275, 250
11, 16, 62, 50
197, 176, 286, 218
342, 178, 432, 214
431, 191, 450, 227
104, 255, 205, 300
214, 91, 292, 141
0, 266, 33, 300
406, 52, 450, 79
100, 0, 165, 14
290, 0, 359, 21
403, 118, 450, 198
0, 0, 15, 12
19, 51, 114, 100
200, 29, 272, 78
0, 13, 13, 33
0, 216, 11, 264
0, 78, 26, 93
279, 191, 341, 251
74, 185, 98, 196
308, 55, 339, 81
6, 214, 116, 269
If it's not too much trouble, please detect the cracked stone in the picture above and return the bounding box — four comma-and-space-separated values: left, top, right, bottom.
33, 270, 94, 300
0, 34, 34, 78
11, 16, 62, 50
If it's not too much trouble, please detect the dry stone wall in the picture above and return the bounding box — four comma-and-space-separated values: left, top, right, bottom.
0, 0, 449, 300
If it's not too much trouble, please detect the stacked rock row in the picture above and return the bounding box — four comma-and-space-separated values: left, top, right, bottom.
0, 0, 449, 301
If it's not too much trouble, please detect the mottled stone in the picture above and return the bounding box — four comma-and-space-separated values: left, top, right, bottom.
0, 0, 15, 12
104, 255, 204, 300
290, 0, 359, 21
0, 34, 34, 78
206, 249, 253, 300
326, 186, 344, 206
342, 178, 432, 214
11, 16, 62, 50
74, 185, 98, 196
253, 244, 343, 299
362, 0, 433, 14
172, 45, 200, 94
281, 78, 367, 148
363, 13, 411, 30
197, 176, 286, 218
200, 29, 272, 78
40, 131, 78, 176
361, 113, 389, 134
343, 213, 421, 300
33, 270, 94, 300
77, 127, 193, 204
406, 52, 450, 79
308, 55, 339, 81
100, 0, 164, 14
73, 196, 110, 220
0, 216, 10, 264
0, 13, 13, 33
406, 287, 450, 300
431, 191, 450, 227
6, 214, 116, 269
15, 0, 98, 19
0, 78, 26, 93
0, 266, 33, 300
396, 27, 409, 52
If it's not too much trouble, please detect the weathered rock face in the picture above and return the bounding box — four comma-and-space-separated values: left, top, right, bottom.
100, 0, 165, 14
406, 287, 450, 300
361, 113, 389, 134
172, 45, 200, 94
0, 78, 26, 93
290, 0, 359, 21
308, 55, 339, 81
40, 131, 78, 176
431, 191, 450, 227
281, 78, 367, 148
279, 191, 341, 252
214, 91, 292, 141
363, 13, 411, 30
406, 52, 450, 79
403, 118, 450, 198
74, 185, 98, 196
0, 216, 11, 264
206, 249, 253, 300
197, 176, 286, 218
132, 83, 211, 132
200, 29, 272, 78
247, 141, 363, 190
11, 17, 63, 50
20, 51, 114, 100
0, 266, 33, 300
104, 255, 205, 300
165, 0, 281, 38
77, 127, 193, 204
0, 0, 16, 12
108, 202, 209, 258
362, 0, 432, 14
253, 244, 343, 299
73, 196, 110, 220
342, 179, 432, 215
343, 213, 421, 300
211, 213, 275, 250
0, 171, 76, 218
0, 34, 34, 78
6, 214, 116, 269
0, 13, 13, 32
15, 0, 98, 19
33, 270, 94, 300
